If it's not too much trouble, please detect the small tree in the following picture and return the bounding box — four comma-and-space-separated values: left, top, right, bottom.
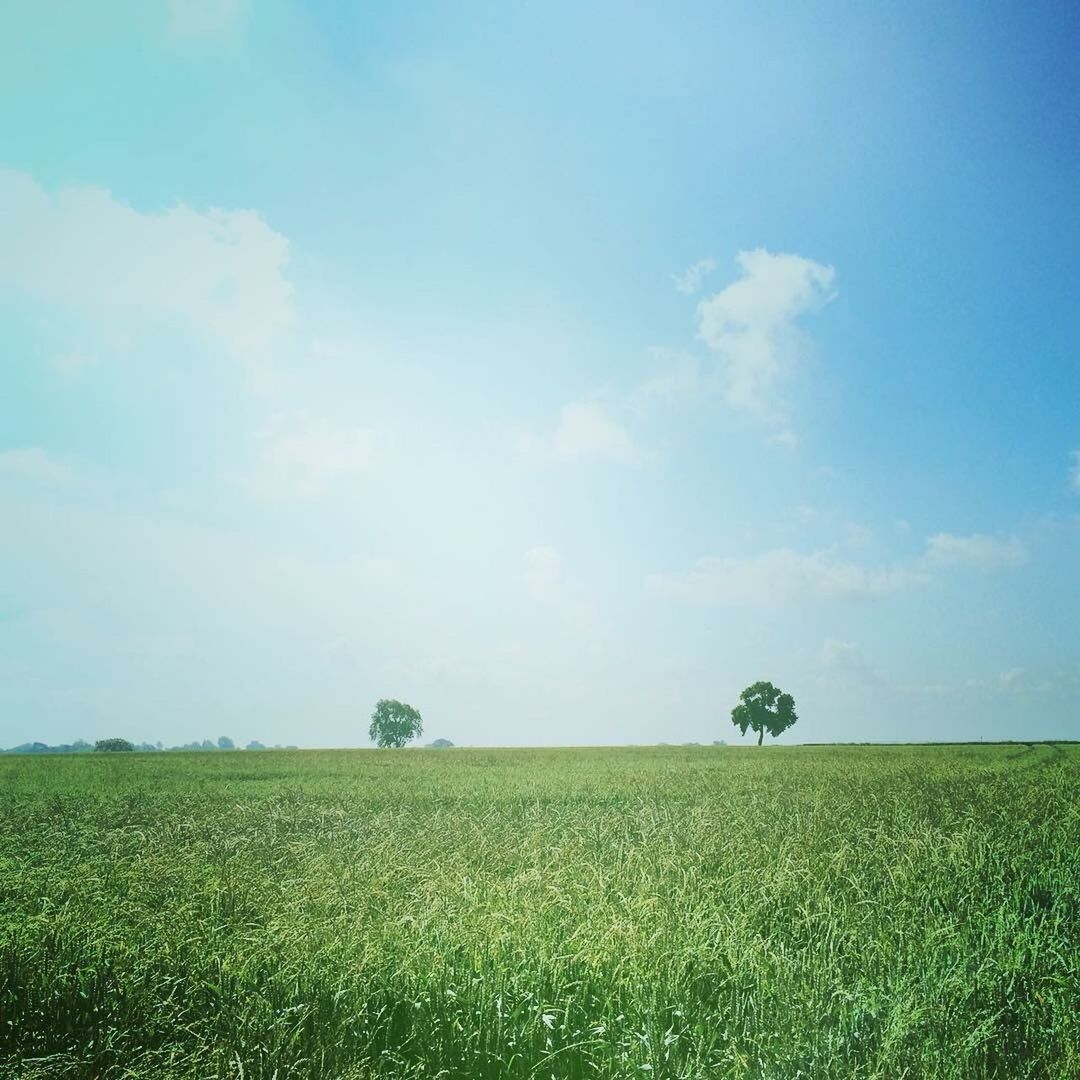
369, 698, 423, 748
217, 736, 235, 750
94, 738, 135, 753
731, 681, 797, 746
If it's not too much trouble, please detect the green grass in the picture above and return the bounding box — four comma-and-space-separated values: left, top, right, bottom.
1, 743, 1077, 1078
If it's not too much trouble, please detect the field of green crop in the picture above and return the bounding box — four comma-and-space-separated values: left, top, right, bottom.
1, 744, 1077, 1079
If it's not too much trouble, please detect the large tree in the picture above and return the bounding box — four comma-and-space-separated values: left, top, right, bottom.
731, 681, 797, 746
369, 699, 423, 748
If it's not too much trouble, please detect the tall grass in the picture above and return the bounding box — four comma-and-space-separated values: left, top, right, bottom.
1, 744, 1077, 1078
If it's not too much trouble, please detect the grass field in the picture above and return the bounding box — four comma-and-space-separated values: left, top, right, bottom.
1, 744, 1077, 1079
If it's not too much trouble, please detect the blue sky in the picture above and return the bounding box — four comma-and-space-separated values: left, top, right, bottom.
1, 0, 1078, 747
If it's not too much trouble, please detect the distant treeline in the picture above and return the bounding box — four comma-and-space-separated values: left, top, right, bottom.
0, 736, 297, 755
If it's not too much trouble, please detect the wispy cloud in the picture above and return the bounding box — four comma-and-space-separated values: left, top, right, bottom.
768, 428, 798, 449
672, 257, 717, 295
522, 545, 603, 635
624, 349, 714, 417
166, 0, 245, 39
649, 531, 1026, 608
0, 168, 293, 377
647, 548, 925, 607
233, 412, 377, 499
923, 532, 1027, 571
49, 350, 97, 381
697, 248, 835, 423
523, 546, 565, 605
998, 666, 1027, 691
816, 638, 884, 693
518, 402, 639, 465
0, 447, 68, 485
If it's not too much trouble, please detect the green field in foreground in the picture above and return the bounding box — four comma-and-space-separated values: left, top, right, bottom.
1, 744, 1077, 1079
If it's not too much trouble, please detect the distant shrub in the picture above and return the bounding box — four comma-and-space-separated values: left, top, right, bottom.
94, 738, 135, 753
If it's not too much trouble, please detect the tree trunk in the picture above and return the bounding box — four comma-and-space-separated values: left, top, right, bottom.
757, 727, 764, 746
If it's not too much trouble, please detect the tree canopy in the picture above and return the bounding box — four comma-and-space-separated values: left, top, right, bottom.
369, 699, 424, 748
94, 738, 135, 753
731, 682, 798, 745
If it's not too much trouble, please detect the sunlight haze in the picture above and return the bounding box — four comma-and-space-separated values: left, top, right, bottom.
1, 1, 1078, 747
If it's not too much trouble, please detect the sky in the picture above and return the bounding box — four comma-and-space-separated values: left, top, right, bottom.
1, 0, 1078, 748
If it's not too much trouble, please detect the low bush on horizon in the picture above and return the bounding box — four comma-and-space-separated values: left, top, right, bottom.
1, 743, 1077, 1078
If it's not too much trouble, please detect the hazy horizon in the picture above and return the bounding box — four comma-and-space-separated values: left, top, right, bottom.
4, 735, 1079, 753
2, 1, 1078, 750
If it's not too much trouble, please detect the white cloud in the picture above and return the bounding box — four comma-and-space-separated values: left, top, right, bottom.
0, 448, 68, 485
647, 548, 924, 607
166, 0, 244, 38
518, 402, 639, 464
923, 532, 1027, 571
0, 168, 293, 375
235, 413, 376, 498
672, 257, 717, 295
697, 248, 835, 420
1070, 450, 1080, 492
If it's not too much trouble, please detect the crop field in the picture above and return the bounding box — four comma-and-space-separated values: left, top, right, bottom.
1, 744, 1077, 1079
